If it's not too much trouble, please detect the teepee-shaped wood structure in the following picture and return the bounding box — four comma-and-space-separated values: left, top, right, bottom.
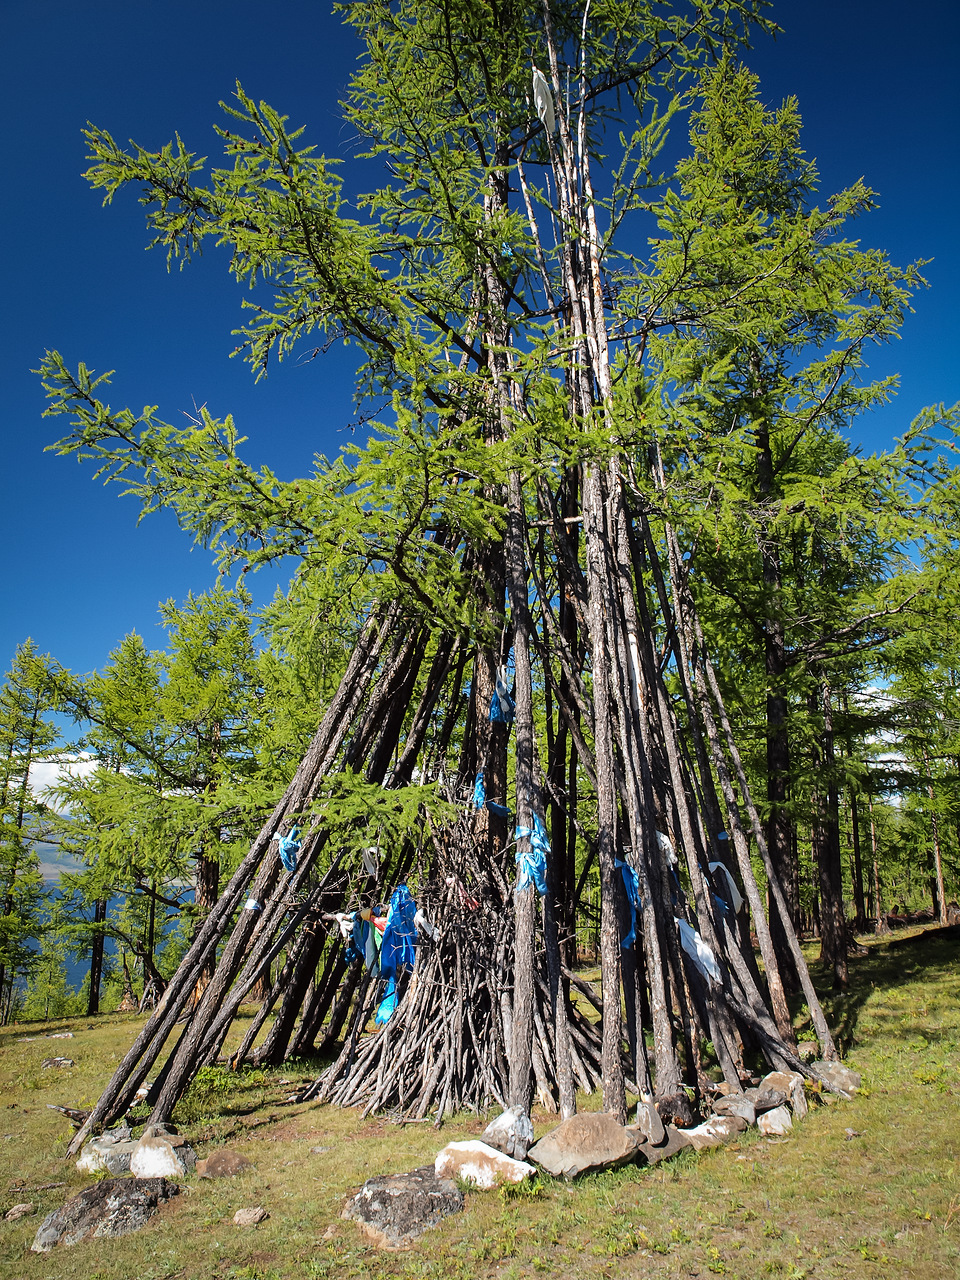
59, 3, 858, 1159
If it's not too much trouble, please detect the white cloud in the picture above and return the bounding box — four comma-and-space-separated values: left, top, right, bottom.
29, 755, 99, 813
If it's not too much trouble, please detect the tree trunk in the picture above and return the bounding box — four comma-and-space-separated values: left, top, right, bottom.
814, 684, 848, 988
849, 792, 867, 932
868, 798, 889, 934
922, 748, 948, 925
87, 898, 108, 1017
506, 471, 537, 1114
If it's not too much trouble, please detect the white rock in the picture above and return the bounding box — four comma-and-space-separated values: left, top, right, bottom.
435, 1140, 536, 1189
757, 1105, 793, 1136
5, 1202, 34, 1221
130, 1134, 196, 1179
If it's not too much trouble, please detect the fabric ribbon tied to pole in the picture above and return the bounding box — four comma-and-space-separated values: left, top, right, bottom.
376, 885, 419, 1025
490, 667, 515, 724
532, 66, 555, 134
514, 811, 549, 896
616, 858, 642, 948
709, 861, 744, 914
675, 917, 722, 985
273, 826, 301, 874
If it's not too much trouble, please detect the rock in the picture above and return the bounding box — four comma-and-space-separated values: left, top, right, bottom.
745, 1086, 788, 1113
30, 1178, 178, 1251
41, 1057, 74, 1069
76, 1134, 138, 1176
48, 1032, 74, 1039
712, 1093, 756, 1127
812, 1060, 861, 1100
481, 1106, 535, 1160
757, 1105, 793, 1136
680, 1114, 746, 1151
435, 1141, 535, 1189
527, 1111, 642, 1180
233, 1206, 269, 1226
130, 1132, 196, 1179
342, 1167, 463, 1249
196, 1150, 252, 1179
141, 1122, 179, 1137
759, 1070, 808, 1119
6, 1202, 35, 1221
655, 1091, 695, 1129
635, 1125, 692, 1166
632, 1100, 666, 1146
797, 1041, 818, 1061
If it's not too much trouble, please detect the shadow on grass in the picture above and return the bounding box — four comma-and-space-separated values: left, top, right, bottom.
798, 923, 960, 1057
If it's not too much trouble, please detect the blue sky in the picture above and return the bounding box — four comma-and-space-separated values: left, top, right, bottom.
2, 0, 957, 683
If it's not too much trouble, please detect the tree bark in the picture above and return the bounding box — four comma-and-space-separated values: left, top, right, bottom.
86, 898, 108, 1017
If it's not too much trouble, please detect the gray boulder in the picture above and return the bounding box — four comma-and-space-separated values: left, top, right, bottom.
527, 1111, 642, 1180
813, 1060, 861, 1100
712, 1093, 756, 1127
342, 1167, 463, 1249
30, 1178, 178, 1252
745, 1086, 788, 1113
680, 1114, 746, 1151
633, 1100, 666, 1146
758, 1070, 808, 1119
76, 1133, 138, 1176
635, 1124, 692, 1166
481, 1106, 535, 1160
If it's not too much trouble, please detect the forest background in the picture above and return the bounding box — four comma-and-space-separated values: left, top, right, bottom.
1, 0, 959, 1023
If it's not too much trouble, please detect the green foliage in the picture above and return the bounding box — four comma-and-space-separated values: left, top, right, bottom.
0, 642, 61, 1014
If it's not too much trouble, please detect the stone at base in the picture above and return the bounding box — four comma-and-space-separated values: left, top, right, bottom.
712, 1093, 757, 1126
130, 1133, 196, 1179
632, 1100, 666, 1146
30, 1178, 178, 1251
77, 1128, 138, 1176
812, 1060, 861, 1100
635, 1125, 692, 1166
527, 1111, 642, 1179
481, 1106, 535, 1160
435, 1141, 535, 1189
342, 1167, 463, 1249
757, 1105, 793, 1136
745, 1086, 788, 1113
758, 1070, 808, 1119
681, 1114, 746, 1151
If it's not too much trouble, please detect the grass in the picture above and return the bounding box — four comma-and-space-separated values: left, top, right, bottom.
0, 924, 957, 1279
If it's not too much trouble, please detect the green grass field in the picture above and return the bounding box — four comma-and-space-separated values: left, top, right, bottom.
1, 924, 958, 1280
